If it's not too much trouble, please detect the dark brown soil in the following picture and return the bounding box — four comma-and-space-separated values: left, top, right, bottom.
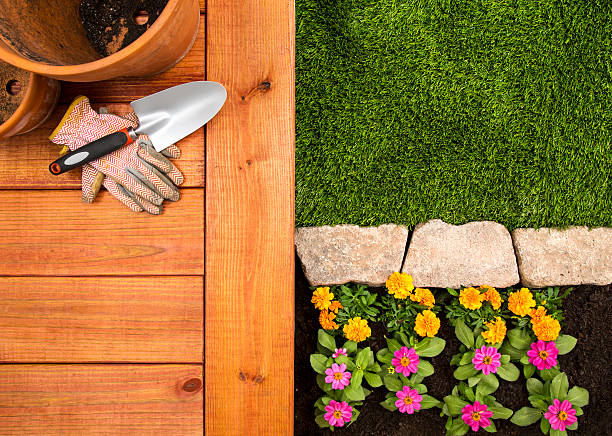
79, 0, 169, 57
295, 256, 612, 435
0, 62, 30, 124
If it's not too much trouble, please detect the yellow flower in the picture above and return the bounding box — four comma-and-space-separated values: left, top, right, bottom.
319, 310, 338, 330
414, 310, 440, 337
508, 287, 536, 317
459, 287, 484, 310
343, 317, 371, 342
328, 300, 343, 314
386, 272, 414, 299
532, 315, 561, 341
529, 306, 547, 325
311, 287, 334, 310
410, 288, 435, 308
480, 285, 502, 310
481, 317, 507, 344
387, 365, 396, 374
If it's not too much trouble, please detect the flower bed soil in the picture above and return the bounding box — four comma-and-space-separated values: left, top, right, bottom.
80, 0, 169, 56
295, 258, 611, 435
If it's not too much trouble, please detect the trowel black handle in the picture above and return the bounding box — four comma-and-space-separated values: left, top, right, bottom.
49, 127, 137, 175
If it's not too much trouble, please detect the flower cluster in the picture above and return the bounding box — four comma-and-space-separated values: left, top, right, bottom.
312, 287, 343, 331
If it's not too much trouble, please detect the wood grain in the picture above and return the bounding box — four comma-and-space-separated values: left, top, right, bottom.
0, 276, 203, 362
0, 364, 203, 435
0, 103, 204, 189
205, 0, 295, 434
0, 189, 204, 276
61, 15, 206, 104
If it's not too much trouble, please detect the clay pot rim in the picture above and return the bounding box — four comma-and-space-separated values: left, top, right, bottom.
0, 71, 40, 137
0, 0, 184, 77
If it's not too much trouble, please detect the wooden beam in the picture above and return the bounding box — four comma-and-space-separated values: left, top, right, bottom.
0, 276, 203, 362
0, 189, 204, 276
0, 364, 203, 435
205, 1, 295, 434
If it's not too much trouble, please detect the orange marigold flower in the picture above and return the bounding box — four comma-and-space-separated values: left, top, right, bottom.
459, 287, 484, 310
386, 272, 414, 299
508, 287, 536, 317
328, 300, 343, 313
319, 310, 338, 330
532, 315, 561, 341
410, 288, 435, 308
311, 287, 334, 311
529, 306, 547, 324
414, 310, 440, 337
479, 285, 502, 310
343, 317, 371, 342
481, 317, 507, 344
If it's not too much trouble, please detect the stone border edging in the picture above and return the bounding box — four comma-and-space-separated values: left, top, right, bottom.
295, 220, 612, 288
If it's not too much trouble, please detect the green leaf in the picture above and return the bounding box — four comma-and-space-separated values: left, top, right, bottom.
344, 340, 358, 355
443, 395, 469, 416
464, 386, 475, 402
500, 354, 510, 364
483, 420, 497, 432
349, 408, 360, 426
455, 319, 474, 349
387, 337, 401, 353
508, 328, 532, 350
416, 360, 434, 377
467, 375, 482, 387
529, 395, 548, 410
541, 367, 560, 381
344, 383, 365, 402
420, 394, 441, 409
567, 421, 578, 430
380, 396, 398, 411
450, 353, 462, 366
310, 354, 328, 374
363, 372, 383, 388
355, 348, 370, 369
397, 332, 410, 347
447, 418, 469, 436
497, 362, 520, 381
383, 375, 402, 392
566, 386, 589, 407
315, 412, 329, 428
476, 373, 499, 396
459, 351, 475, 365
351, 369, 363, 388
574, 406, 583, 416
510, 407, 543, 426
454, 364, 478, 380
318, 329, 336, 352
475, 334, 485, 349
540, 416, 551, 434
550, 372, 569, 400
526, 378, 544, 396
447, 288, 459, 296
416, 337, 446, 357
550, 430, 568, 436
488, 404, 513, 419
499, 341, 526, 361
316, 374, 331, 392
554, 335, 577, 355
377, 348, 392, 364
524, 363, 536, 379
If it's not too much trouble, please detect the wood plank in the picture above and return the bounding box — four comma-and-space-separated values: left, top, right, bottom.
205, 1, 295, 435
0, 276, 202, 362
0, 189, 204, 276
61, 15, 206, 104
200, 0, 206, 12
0, 103, 204, 189
0, 364, 202, 435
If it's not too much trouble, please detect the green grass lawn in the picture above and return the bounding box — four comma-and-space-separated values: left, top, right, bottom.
296, 0, 611, 229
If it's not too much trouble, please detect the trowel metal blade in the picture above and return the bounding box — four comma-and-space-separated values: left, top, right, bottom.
130, 81, 227, 152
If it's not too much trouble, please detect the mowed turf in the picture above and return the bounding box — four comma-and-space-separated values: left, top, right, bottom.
296, 0, 611, 229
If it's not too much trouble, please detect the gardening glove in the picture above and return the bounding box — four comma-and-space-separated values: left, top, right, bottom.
49, 96, 184, 215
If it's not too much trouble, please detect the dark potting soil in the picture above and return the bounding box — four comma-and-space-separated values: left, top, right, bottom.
295, 258, 612, 435
0, 62, 30, 124
79, 0, 169, 57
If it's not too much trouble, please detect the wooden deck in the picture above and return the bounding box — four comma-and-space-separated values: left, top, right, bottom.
0, 1, 294, 434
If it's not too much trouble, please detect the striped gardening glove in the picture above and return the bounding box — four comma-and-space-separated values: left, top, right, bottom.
49, 96, 184, 215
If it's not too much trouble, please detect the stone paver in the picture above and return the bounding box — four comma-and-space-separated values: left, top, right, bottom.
512, 226, 612, 287
295, 224, 408, 286
402, 219, 519, 289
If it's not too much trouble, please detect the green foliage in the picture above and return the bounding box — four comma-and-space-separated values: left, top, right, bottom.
378, 293, 439, 336
334, 284, 380, 324
296, 1, 611, 229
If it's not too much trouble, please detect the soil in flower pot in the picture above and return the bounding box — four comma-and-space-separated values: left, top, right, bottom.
80, 0, 169, 56
0, 63, 30, 124
294, 258, 611, 435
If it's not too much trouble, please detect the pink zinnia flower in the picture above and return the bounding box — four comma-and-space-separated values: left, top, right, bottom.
324, 400, 352, 427
391, 346, 420, 377
544, 399, 577, 431
472, 345, 501, 375
461, 401, 493, 432
324, 363, 351, 390
395, 386, 423, 414
527, 340, 559, 370
332, 348, 348, 358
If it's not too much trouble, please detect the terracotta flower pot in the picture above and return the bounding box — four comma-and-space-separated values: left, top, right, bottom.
0, 0, 199, 82
0, 62, 60, 140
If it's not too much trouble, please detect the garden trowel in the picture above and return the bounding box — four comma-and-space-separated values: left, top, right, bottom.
49, 81, 226, 175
